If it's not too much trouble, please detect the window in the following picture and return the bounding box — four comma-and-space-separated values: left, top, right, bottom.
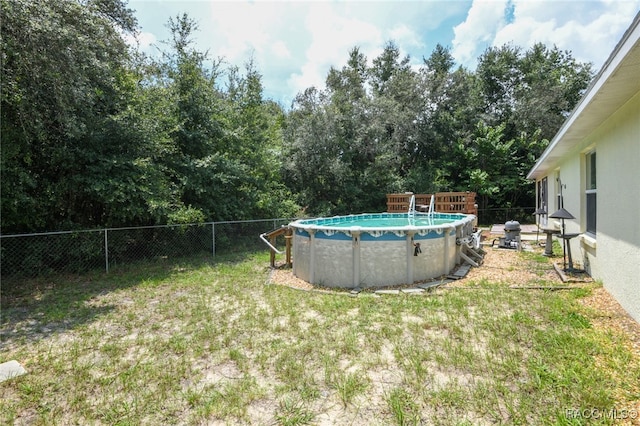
585, 151, 596, 235
538, 177, 548, 226
556, 172, 563, 209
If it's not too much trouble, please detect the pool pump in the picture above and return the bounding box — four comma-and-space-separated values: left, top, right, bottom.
493, 220, 521, 249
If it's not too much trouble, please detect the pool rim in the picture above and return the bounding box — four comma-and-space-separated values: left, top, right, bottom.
289, 212, 474, 235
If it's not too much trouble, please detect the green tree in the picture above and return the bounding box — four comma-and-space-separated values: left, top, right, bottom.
412, 44, 477, 192
157, 17, 298, 221
514, 43, 592, 140
475, 44, 522, 139
222, 61, 297, 219
156, 14, 233, 221
283, 40, 592, 219
472, 43, 592, 213
283, 87, 341, 215
323, 47, 404, 213
285, 44, 426, 216
452, 122, 508, 213
1, 0, 142, 231
454, 122, 548, 215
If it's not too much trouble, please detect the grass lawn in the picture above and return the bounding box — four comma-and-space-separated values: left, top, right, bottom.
1, 248, 639, 425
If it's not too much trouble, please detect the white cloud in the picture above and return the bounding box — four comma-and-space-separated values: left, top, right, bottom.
288, 2, 383, 97
490, 0, 640, 69
389, 24, 425, 50
128, 0, 640, 106
122, 30, 157, 51
201, 2, 312, 103
452, 0, 640, 71
452, 0, 510, 66
271, 40, 291, 59
208, 2, 272, 63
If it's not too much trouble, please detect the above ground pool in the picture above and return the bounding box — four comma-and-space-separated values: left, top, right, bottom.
289, 212, 476, 288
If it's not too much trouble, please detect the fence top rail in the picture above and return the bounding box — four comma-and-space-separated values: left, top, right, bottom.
0, 218, 297, 239
0, 229, 100, 239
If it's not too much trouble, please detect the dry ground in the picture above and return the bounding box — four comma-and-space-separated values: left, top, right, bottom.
271, 239, 640, 360
269, 239, 640, 424
472, 243, 640, 360
3, 238, 640, 425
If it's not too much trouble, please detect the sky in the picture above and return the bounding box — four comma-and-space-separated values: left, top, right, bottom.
126, 0, 640, 107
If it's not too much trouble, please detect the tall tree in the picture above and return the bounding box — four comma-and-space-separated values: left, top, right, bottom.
476, 43, 592, 142
285, 45, 415, 215
158, 18, 297, 221
514, 43, 592, 140
475, 44, 522, 133
454, 122, 515, 210
284, 87, 341, 215
1, 0, 140, 231
223, 60, 297, 219
472, 43, 592, 211
283, 41, 592, 218
411, 44, 476, 192
369, 41, 412, 96
155, 14, 233, 221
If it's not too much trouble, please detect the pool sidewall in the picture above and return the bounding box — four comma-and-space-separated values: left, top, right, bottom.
290, 213, 475, 288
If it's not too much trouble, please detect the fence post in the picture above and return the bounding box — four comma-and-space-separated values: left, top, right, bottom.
104, 228, 109, 273
211, 223, 215, 258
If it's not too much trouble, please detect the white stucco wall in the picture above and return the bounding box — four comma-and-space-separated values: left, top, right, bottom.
593, 91, 640, 323
542, 91, 640, 323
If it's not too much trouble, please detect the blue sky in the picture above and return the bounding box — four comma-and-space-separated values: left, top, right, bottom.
126, 0, 640, 107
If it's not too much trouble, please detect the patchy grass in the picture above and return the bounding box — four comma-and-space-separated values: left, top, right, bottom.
1, 250, 639, 425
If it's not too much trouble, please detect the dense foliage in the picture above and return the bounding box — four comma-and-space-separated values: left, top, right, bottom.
283, 42, 592, 215
1, 0, 592, 233
1, 0, 295, 232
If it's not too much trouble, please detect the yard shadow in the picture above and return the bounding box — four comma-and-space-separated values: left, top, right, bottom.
0, 249, 265, 351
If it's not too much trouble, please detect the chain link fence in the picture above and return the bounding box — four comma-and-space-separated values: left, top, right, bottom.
476, 207, 536, 226
1, 210, 538, 281
1, 219, 292, 280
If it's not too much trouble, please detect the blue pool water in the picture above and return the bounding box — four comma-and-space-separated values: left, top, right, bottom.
296, 213, 467, 229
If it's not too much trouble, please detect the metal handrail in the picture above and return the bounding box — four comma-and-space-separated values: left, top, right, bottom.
259, 232, 283, 254
428, 194, 435, 217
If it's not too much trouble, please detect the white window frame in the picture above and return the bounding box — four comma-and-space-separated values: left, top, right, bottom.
585, 150, 596, 237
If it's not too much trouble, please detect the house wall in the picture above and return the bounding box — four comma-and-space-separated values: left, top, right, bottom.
542, 91, 640, 323
594, 91, 640, 323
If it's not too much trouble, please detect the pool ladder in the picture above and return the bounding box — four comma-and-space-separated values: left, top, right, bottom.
408, 195, 416, 219
408, 194, 435, 219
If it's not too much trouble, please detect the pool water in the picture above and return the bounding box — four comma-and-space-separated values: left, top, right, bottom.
331, 217, 452, 227
297, 213, 467, 229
